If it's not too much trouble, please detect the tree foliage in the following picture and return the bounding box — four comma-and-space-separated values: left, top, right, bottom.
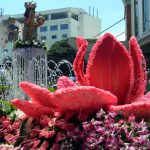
47, 39, 77, 76
48, 39, 76, 64
47, 38, 96, 76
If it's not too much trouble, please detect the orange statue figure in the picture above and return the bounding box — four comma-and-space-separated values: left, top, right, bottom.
23, 1, 45, 40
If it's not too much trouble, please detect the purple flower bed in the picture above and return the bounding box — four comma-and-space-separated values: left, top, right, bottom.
63, 109, 150, 149
0, 109, 150, 149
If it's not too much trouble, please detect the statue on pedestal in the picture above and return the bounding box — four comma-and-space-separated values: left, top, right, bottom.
23, 1, 45, 40
7, 17, 19, 42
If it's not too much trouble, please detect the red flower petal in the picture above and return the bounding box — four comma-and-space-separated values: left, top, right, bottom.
73, 36, 88, 85
11, 99, 54, 118
51, 143, 60, 150
132, 91, 150, 102
39, 141, 49, 150
55, 132, 66, 143
19, 81, 56, 108
55, 86, 117, 120
78, 110, 90, 121
29, 130, 41, 139
39, 129, 56, 138
109, 101, 150, 120
31, 140, 41, 149
57, 76, 77, 89
128, 36, 147, 101
86, 33, 134, 105
5, 134, 18, 144
55, 119, 75, 131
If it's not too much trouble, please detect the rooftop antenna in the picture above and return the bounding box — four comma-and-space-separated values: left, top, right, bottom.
89, 6, 91, 16
0, 8, 4, 17
93, 6, 94, 16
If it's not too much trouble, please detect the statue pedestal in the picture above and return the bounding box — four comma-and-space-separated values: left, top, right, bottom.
12, 47, 47, 98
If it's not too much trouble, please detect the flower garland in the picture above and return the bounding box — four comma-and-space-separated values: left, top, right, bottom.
13, 39, 48, 50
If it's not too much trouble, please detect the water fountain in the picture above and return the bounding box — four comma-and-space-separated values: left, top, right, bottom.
0, 58, 73, 101
47, 59, 73, 87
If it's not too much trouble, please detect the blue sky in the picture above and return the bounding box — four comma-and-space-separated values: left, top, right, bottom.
0, 0, 125, 40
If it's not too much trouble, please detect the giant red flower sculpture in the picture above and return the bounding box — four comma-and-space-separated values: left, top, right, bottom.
11, 81, 117, 120
11, 33, 150, 121
73, 33, 149, 119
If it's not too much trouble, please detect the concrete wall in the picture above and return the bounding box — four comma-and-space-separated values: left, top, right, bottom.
79, 14, 101, 39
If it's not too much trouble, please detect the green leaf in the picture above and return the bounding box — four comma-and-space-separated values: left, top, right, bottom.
48, 87, 56, 92
9, 110, 17, 121
114, 112, 124, 122
0, 99, 16, 110
19, 118, 28, 136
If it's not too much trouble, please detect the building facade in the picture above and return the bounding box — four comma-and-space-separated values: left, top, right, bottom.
123, 0, 150, 68
37, 7, 101, 48
0, 7, 101, 63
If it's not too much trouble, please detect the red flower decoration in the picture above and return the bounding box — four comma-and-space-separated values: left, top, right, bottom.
12, 80, 117, 121
73, 33, 149, 119
11, 33, 150, 120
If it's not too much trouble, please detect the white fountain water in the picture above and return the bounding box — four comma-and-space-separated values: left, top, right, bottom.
0, 57, 74, 102
47, 59, 73, 87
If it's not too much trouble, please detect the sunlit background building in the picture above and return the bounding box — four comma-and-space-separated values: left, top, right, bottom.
123, 0, 150, 68
0, 7, 101, 63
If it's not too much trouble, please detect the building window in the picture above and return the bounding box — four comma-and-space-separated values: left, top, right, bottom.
50, 25, 58, 31
60, 24, 68, 30
134, 0, 139, 36
143, 0, 149, 32
52, 35, 57, 39
62, 34, 67, 38
51, 12, 68, 20
41, 36, 46, 40
40, 26, 47, 32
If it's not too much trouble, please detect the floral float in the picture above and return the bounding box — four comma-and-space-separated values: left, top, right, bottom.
1, 33, 150, 149
11, 80, 117, 121
12, 33, 149, 120
73, 33, 149, 119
